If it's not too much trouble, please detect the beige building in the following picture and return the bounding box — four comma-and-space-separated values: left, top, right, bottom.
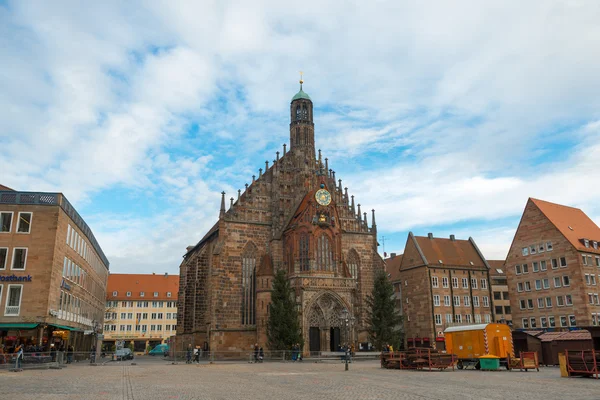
506, 198, 600, 330
103, 273, 179, 352
488, 260, 512, 326
0, 186, 109, 351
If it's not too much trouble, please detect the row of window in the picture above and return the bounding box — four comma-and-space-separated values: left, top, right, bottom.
582, 254, 600, 267
57, 289, 102, 327
111, 291, 172, 298
0, 247, 27, 270
66, 224, 106, 280
0, 211, 32, 234
592, 313, 600, 326
1, 284, 23, 316
583, 239, 599, 250
104, 324, 177, 332
522, 315, 576, 329
431, 276, 488, 290
588, 293, 600, 305
433, 295, 490, 307
515, 258, 566, 275
105, 312, 178, 320
493, 291, 509, 300
63, 257, 104, 301
521, 242, 553, 256
434, 313, 492, 325
106, 301, 176, 308
519, 295, 574, 310
585, 274, 599, 285
495, 305, 511, 315
517, 276, 571, 292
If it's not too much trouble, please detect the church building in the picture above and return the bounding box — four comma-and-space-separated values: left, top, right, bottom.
175, 79, 384, 354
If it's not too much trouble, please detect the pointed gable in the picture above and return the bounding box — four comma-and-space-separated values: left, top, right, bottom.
413, 235, 487, 268
531, 198, 600, 255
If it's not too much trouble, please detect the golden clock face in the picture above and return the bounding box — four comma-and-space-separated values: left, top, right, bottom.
315, 189, 332, 206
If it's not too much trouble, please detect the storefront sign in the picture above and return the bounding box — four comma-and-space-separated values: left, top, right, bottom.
0, 274, 32, 282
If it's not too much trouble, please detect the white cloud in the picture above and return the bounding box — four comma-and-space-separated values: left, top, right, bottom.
1, 1, 600, 272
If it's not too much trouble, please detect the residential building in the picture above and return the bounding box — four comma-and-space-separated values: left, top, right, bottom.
488, 260, 512, 326
176, 81, 383, 354
103, 273, 179, 352
506, 198, 600, 330
399, 233, 494, 350
0, 187, 109, 351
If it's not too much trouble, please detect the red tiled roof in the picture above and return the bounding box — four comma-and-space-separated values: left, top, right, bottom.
538, 332, 565, 342
107, 273, 180, 301
385, 254, 403, 282
414, 236, 486, 267
487, 260, 506, 275
531, 198, 600, 255
0, 184, 15, 191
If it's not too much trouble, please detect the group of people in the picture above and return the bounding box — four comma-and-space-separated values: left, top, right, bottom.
382, 344, 395, 353
0, 344, 24, 367
253, 343, 264, 363
291, 343, 302, 361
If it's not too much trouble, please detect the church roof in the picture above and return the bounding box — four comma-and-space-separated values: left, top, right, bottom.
292, 88, 311, 101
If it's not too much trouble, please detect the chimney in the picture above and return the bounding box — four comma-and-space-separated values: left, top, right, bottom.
390, 253, 397, 258
186, 246, 194, 252
428, 233, 434, 239
164, 272, 168, 277
450, 234, 456, 241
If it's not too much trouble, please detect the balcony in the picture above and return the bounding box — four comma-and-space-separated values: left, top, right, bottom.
5, 305, 20, 316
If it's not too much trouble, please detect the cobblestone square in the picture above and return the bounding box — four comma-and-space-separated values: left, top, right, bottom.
1, 358, 598, 400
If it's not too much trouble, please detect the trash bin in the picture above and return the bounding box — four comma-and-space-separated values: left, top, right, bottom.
479, 355, 500, 370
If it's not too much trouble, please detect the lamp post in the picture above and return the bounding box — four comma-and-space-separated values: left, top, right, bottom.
340, 308, 355, 371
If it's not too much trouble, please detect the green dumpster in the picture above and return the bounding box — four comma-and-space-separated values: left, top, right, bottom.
479, 355, 500, 370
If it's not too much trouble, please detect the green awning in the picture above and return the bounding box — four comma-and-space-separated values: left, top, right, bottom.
50, 324, 82, 332
0, 323, 38, 330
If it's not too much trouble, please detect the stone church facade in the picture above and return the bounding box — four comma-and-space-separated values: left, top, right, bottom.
175, 82, 384, 354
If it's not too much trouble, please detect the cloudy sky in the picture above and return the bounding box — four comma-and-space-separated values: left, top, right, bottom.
2, 1, 600, 273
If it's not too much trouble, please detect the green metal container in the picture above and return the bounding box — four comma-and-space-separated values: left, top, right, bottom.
479, 356, 500, 370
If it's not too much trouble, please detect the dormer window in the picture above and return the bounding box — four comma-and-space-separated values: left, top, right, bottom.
167, 292, 172, 298
112, 291, 117, 297
584, 239, 590, 248
140, 292, 145, 297
154, 292, 159, 297
594, 241, 598, 250
126, 292, 131, 297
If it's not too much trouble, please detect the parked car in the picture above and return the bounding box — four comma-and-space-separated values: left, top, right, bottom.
115, 348, 134, 361
148, 344, 169, 356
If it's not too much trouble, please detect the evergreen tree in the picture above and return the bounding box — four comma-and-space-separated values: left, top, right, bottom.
267, 270, 303, 351
366, 270, 403, 350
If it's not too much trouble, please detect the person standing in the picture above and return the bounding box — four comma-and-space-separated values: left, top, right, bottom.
253, 343, 259, 363
67, 345, 74, 364
15, 344, 24, 369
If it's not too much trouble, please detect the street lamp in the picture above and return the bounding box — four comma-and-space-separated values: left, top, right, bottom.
340, 308, 355, 371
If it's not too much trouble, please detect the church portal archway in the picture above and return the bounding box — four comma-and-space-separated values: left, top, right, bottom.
305, 291, 349, 353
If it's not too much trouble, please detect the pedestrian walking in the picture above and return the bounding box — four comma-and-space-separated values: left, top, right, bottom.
67, 345, 74, 364
90, 346, 96, 364
258, 347, 264, 363
253, 343, 259, 363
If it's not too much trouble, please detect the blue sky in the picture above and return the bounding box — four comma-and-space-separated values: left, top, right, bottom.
1, 1, 600, 273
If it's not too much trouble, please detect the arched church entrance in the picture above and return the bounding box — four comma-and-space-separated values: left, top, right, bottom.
305, 291, 348, 353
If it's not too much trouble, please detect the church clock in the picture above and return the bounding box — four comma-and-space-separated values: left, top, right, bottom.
315, 189, 332, 206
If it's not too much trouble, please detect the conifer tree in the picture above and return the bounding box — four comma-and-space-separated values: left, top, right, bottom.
267, 270, 303, 351
366, 270, 403, 350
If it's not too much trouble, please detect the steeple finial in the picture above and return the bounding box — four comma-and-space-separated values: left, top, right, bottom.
357, 204, 362, 221
351, 195, 355, 214
238, 189, 241, 202
299, 71, 304, 89
230, 197, 234, 209
219, 191, 226, 218
372, 209, 377, 228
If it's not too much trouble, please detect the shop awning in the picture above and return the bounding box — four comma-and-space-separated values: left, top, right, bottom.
0, 323, 38, 329
50, 324, 82, 332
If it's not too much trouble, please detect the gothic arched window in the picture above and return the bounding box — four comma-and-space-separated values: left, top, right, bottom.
302, 104, 308, 119
299, 234, 310, 271
241, 243, 257, 325
296, 105, 302, 121
316, 234, 333, 271
347, 249, 360, 279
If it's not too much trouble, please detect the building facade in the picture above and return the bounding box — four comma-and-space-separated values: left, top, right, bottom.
399, 233, 494, 349
0, 188, 109, 352
505, 198, 600, 330
385, 253, 404, 324
103, 273, 179, 352
176, 82, 384, 354
488, 260, 512, 326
